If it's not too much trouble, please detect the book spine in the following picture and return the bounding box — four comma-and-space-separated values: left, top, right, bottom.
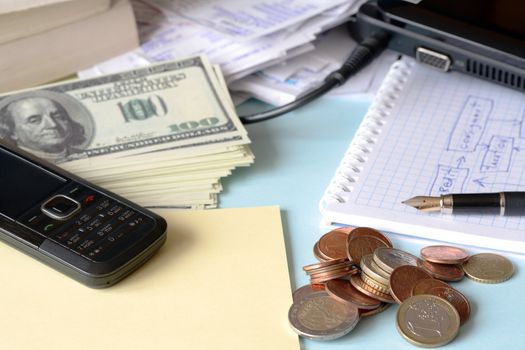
320, 58, 414, 210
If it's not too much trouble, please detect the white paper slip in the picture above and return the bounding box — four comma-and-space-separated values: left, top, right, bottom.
154, 0, 349, 41
320, 57, 525, 253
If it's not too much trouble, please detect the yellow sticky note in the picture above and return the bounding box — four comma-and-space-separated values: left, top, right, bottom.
0, 206, 299, 350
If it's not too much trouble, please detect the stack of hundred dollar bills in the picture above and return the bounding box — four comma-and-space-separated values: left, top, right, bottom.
0, 56, 253, 209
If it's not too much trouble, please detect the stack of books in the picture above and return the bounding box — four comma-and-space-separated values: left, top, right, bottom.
0, 0, 138, 93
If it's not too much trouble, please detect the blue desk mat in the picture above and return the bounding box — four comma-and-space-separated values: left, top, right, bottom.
221, 97, 524, 349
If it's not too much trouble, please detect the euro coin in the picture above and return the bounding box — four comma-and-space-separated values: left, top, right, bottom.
361, 272, 390, 294
426, 286, 471, 326
348, 227, 393, 247
418, 259, 464, 281
463, 253, 514, 283
396, 295, 460, 347
411, 278, 451, 297
373, 247, 420, 274
359, 303, 391, 317
420, 245, 469, 264
360, 253, 390, 286
325, 278, 382, 310
347, 235, 389, 265
292, 283, 326, 302
350, 274, 395, 304
318, 229, 350, 260
389, 265, 432, 304
288, 290, 360, 340
313, 242, 330, 262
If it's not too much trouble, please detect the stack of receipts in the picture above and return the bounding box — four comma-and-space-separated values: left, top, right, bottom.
79, 0, 367, 94
0, 56, 252, 209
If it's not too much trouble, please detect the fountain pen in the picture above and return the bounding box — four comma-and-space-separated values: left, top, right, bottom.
402, 192, 525, 216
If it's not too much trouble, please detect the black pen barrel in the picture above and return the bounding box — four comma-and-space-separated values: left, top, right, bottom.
451, 193, 500, 215
502, 192, 525, 216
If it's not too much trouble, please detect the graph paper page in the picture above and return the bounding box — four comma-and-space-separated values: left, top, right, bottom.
322, 58, 525, 253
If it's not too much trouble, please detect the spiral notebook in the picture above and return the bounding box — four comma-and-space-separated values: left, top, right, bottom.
320, 57, 525, 253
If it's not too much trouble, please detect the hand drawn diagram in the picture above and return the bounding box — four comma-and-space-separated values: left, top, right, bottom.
429, 95, 524, 195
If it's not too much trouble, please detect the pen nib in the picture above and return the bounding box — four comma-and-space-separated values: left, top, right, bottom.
402, 196, 441, 211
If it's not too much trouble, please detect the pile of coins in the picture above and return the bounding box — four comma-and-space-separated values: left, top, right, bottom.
288, 227, 514, 347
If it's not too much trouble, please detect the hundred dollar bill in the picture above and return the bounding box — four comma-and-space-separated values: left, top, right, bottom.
0, 56, 249, 166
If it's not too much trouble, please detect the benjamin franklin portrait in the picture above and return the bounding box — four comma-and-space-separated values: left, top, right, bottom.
0, 90, 94, 163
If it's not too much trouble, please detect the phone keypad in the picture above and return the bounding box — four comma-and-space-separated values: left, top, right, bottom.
16, 183, 153, 263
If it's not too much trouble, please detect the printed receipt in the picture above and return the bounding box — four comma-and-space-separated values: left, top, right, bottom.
153, 0, 349, 40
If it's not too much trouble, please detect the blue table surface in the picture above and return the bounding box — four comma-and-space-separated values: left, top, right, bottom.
222, 97, 525, 350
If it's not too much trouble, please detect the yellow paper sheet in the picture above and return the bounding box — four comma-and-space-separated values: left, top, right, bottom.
0, 206, 299, 350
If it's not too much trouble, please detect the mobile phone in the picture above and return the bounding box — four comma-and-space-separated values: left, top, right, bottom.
0, 142, 167, 288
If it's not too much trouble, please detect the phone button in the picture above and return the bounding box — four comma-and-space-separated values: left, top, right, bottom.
41, 195, 81, 221
18, 210, 64, 236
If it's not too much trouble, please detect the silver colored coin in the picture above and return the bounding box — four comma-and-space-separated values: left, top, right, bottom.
288, 291, 360, 341
360, 254, 390, 286
396, 294, 460, 347
292, 284, 326, 302
374, 247, 420, 274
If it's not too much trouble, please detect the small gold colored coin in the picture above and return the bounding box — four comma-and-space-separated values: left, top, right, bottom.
361, 272, 390, 294
374, 247, 420, 274
396, 295, 460, 347
462, 253, 514, 283
350, 274, 395, 304
360, 254, 390, 286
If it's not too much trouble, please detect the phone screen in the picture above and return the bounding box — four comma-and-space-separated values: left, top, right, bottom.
0, 147, 66, 220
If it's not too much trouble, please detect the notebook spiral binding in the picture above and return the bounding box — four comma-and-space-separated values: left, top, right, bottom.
320, 59, 414, 209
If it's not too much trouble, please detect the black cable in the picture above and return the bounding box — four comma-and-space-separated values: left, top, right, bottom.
238, 30, 390, 124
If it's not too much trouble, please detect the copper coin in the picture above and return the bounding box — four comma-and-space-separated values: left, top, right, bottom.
293, 284, 326, 302
348, 227, 393, 247
310, 268, 357, 284
347, 235, 389, 265
309, 266, 356, 278
418, 260, 465, 281
421, 245, 469, 264
426, 286, 471, 326
389, 265, 433, 304
318, 229, 350, 260
359, 303, 390, 317
306, 260, 353, 275
326, 279, 382, 310
350, 274, 395, 303
332, 226, 355, 235
303, 258, 348, 272
313, 242, 330, 262
411, 278, 450, 296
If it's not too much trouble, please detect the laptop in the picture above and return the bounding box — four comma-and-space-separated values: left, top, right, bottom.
349, 0, 525, 93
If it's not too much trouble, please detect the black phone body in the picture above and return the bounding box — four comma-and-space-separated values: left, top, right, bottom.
0, 142, 167, 288
350, 0, 525, 92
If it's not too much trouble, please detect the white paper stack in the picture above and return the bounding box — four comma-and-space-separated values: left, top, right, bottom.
79, 0, 366, 91
229, 27, 400, 106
